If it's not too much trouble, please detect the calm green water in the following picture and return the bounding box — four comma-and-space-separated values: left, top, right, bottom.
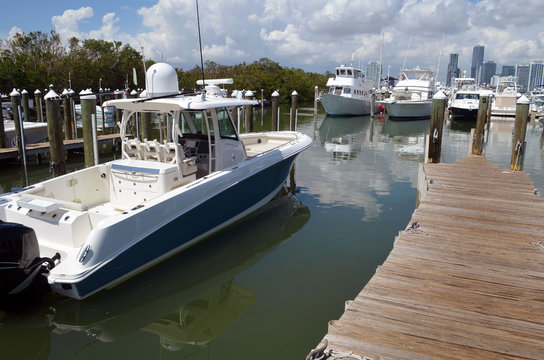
1, 105, 543, 359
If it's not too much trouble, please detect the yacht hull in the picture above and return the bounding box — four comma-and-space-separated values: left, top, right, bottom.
320, 93, 371, 116
384, 100, 432, 119
450, 107, 478, 121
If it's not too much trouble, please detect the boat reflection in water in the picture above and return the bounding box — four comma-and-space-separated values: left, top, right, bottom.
382, 117, 429, 161
319, 116, 372, 160
0, 189, 310, 358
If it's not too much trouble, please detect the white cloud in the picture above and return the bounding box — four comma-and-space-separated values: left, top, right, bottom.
8, 26, 23, 38
89, 13, 120, 41
52, 7, 93, 40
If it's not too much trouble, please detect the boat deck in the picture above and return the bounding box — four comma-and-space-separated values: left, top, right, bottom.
313, 156, 544, 359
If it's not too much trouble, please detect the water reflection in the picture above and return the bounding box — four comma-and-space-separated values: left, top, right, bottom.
382, 118, 429, 161
319, 116, 368, 160
0, 190, 310, 359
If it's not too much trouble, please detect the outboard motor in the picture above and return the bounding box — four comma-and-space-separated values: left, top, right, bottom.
0, 221, 59, 297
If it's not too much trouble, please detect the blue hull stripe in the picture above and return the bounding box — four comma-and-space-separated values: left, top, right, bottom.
72, 155, 297, 297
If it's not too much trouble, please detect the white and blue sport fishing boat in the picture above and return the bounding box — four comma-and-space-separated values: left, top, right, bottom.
0, 63, 312, 299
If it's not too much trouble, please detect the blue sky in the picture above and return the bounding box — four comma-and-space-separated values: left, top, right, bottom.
1, 0, 543, 83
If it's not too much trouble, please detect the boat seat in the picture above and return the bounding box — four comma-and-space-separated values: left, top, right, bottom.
123, 138, 142, 159
161, 140, 197, 177
143, 139, 162, 162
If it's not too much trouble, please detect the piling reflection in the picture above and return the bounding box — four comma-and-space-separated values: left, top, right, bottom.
381, 117, 428, 161
0, 189, 310, 358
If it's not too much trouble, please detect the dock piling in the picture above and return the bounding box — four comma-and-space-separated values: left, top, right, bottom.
427, 91, 447, 163
80, 89, 97, 167
510, 95, 530, 171
471, 95, 489, 155
62, 89, 72, 140
34, 89, 43, 123
290, 90, 298, 131
10, 89, 23, 157
271, 90, 280, 131
21, 90, 31, 122
45, 90, 66, 176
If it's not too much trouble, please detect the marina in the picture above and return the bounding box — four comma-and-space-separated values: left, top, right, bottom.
1, 99, 543, 358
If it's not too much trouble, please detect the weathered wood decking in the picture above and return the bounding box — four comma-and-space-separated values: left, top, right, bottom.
315, 156, 544, 359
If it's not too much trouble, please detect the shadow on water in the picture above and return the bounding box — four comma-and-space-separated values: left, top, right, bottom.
0, 190, 310, 359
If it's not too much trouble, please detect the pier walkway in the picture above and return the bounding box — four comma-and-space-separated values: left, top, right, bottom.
312, 156, 544, 359
0, 134, 122, 161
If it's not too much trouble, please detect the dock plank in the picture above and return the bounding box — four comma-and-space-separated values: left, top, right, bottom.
312, 156, 544, 359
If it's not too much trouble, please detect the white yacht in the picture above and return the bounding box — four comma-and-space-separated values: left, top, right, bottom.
449, 81, 493, 121
491, 76, 520, 117
319, 64, 372, 116
382, 67, 434, 119
0, 63, 312, 300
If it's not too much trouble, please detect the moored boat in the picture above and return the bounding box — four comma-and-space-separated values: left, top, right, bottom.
319, 64, 372, 116
0, 62, 312, 300
449, 87, 494, 121
491, 76, 520, 117
382, 67, 434, 119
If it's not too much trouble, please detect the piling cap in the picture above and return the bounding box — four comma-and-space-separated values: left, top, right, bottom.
44, 89, 60, 100
130, 89, 138, 96
433, 91, 447, 100
69, 89, 75, 95
517, 95, 530, 104
61, 89, 70, 96
34, 89, 41, 95
79, 89, 96, 100
291, 90, 298, 96
145, 62, 179, 97
245, 90, 254, 98
272, 90, 280, 97
21, 89, 28, 95
139, 89, 148, 98
10, 88, 20, 97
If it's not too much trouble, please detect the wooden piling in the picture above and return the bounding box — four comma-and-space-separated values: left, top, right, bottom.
471, 95, 489, 155
10, 89, 23, 157
114, 90, 123, 127
428, 91, 447, 163
44, 90, 66, 176
62, 89, 72, 140
510, 95, 530, 171
244, 90, 254, 133
69, 89, 76, 139
80, 89, 97, 167
21, 90, 31, 122
371, 93, 376, 117
140, 112, 152, 141
290, 91, 298, 131
34, 89, 43, 122
271, 90, 280, 131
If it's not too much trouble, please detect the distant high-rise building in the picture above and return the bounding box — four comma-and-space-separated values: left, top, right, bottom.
501, 65, 515, 76
528, 61, 544, 91
471, 45, 485, 83
480, 61, 496, 85
366, 61, 381, 89
446, 53, 460, 87
515, 64, 530, 92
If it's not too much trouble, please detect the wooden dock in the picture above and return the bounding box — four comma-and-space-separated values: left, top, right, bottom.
312, 156, 544, 359
0, 134, 122, 160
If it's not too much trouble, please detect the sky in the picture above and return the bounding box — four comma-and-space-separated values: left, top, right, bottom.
1, 0, 543, 84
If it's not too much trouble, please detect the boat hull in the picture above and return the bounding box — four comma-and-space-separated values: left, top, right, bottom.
50, 154, 299, 299
450, 107, 478, 121
320, 93, 371, 116
384, 100, 432, 119
3, 120, 49, 148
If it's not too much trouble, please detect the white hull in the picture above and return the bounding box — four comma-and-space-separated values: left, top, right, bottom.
320, 93, 371, 116
383, 100, 432, 119
3, 120, 49, 147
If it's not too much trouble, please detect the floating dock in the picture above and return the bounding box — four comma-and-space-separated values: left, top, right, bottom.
312, 156, 544, 359
0, 134, 122, 161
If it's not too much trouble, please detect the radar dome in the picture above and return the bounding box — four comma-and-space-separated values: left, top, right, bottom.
145, 63, 179, 97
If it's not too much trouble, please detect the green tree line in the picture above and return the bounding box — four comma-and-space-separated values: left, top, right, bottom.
0, 30, 329, 102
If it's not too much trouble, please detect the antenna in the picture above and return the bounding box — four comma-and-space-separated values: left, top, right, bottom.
401, 35, 412, 72
196, 0, 206, 87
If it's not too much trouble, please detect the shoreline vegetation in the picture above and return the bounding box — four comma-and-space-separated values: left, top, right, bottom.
0, 30, 330, 102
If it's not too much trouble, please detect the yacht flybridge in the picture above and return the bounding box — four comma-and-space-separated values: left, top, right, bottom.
0, 63, 312, 299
